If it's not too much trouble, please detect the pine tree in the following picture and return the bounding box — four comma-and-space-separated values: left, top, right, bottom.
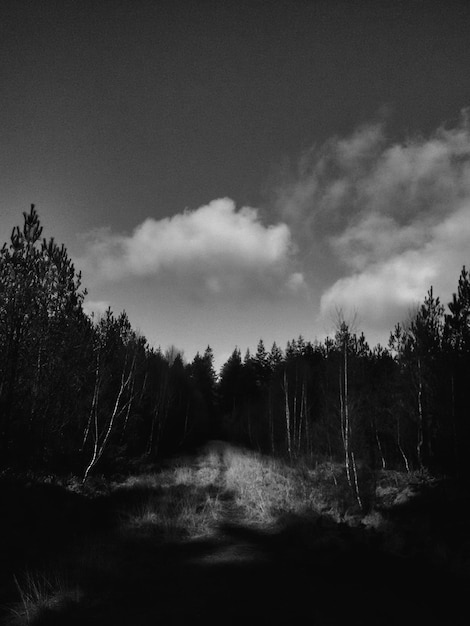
0, 206, 88, 465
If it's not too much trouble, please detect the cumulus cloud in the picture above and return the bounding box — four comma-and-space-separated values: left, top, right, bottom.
79, 198, 305, 299
274, 111, 470, 337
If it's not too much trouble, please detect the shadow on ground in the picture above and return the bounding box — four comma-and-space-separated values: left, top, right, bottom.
0, 471, 467, 626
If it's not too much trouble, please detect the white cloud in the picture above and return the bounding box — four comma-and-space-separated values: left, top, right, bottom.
330, 213, 428, 272
276, 114, 470, 238
274, 111, 470, 339
321, 203, 470, 337
79, 198, 304, 299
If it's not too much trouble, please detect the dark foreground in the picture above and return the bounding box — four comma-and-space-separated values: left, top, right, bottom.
0, 447, 468, 625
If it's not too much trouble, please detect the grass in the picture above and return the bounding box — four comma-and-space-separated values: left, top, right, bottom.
2, 441, 463, 625
224, 450, 301, 524
113, 451, 227, 539
221, 445, 376, 525
7, 570, 81, 625
120, 485, 222, 539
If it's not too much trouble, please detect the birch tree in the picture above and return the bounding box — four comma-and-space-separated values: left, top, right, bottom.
335, 317, 362, 508
83, 310, 139, 480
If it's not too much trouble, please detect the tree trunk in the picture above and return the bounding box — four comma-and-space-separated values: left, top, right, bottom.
84, 352, 134, 481
283, 369, 292, 460
374, 421, 386, 470
397, 414, 410, 473
416, 359, 425, 468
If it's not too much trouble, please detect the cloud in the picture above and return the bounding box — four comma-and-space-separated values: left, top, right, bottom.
274, 110, 470, 338
320, 203, 470, 332
82, 299, 111, 319
79, 198, 305, 299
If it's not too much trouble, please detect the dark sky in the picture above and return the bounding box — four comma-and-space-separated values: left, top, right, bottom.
2, 0, 470, 366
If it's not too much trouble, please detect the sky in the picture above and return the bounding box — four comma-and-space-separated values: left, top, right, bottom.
2, 0, 470, 370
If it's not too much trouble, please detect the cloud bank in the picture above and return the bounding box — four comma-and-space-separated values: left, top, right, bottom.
80, 198, 304, 299
79, 112, 470, 348
275, 111, 470, 337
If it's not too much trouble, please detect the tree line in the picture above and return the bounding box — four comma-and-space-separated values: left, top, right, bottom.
1, 207, 469, 480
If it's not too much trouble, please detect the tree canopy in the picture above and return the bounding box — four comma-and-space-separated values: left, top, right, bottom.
1, 207, 470, 478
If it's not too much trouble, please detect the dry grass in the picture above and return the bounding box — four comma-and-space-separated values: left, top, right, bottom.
203, 443, 426, 527
7, 570, 81, 625
224, 451, 300, 524
116, 443, 319, 535
3, 442, 456, 625
122, 488, 222, 538
117, 456, 225, 539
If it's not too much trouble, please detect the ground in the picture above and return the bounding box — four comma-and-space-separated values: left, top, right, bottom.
0, 442, 467, 625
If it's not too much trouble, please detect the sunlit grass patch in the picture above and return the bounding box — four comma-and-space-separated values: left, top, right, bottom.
7, 569, 81, 625
223, 449, 311, 525
121, 484, 223, 539
220, 446, 371, 525
193, 465, 222, 486
172, 465, 195, 485
172, 462, 221, 488
109, 456, 227, 539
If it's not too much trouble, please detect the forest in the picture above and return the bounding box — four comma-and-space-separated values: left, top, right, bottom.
1, 206, 470, 482
1, 207, 469, 624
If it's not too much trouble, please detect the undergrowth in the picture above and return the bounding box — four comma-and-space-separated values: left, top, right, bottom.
2, 441, 454, 624
7, 570, 81, 625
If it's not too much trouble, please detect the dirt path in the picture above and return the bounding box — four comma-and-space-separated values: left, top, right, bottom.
2, 443, 466, 626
